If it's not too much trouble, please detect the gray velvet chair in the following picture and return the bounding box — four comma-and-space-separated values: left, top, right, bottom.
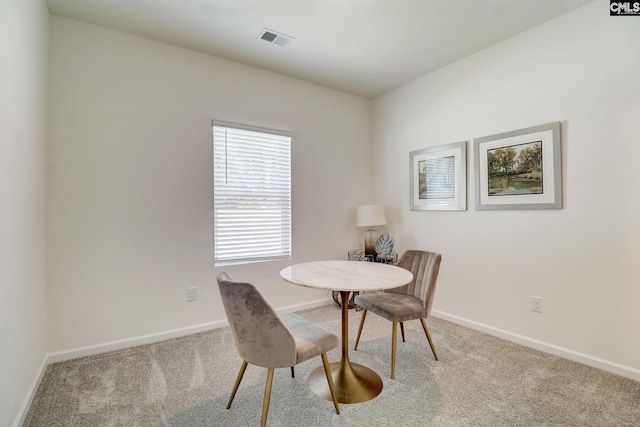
217, 271, 340, 427
353, 250, 442, 379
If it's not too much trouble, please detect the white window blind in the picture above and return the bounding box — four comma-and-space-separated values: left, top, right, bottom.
213, 121, 292, 264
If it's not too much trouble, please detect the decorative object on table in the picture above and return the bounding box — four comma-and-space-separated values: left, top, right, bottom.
375, 252, 398, 264
374, 233, 394, 256
410, 141, 467, 211
474, 122, 562, 210
374, 233, 397, 263
347, 249, 365, 261
356, 205, 387, 259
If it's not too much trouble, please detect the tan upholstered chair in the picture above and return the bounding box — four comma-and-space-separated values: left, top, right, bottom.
353, 250, 442, 379
217, 271, 340, 427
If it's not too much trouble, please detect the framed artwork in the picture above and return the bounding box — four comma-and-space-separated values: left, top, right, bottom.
474, 122, 562, 210
410, 141, 467, 211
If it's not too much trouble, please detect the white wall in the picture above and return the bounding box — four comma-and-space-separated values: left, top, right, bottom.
372, 0, 640, 373
0, 0, 49, 425
47, 16, 371, 352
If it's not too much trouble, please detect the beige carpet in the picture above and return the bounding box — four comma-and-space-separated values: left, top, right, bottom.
24, 304, 640, 426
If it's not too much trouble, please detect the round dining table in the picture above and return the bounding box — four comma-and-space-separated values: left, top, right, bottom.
280, 260, 413, 403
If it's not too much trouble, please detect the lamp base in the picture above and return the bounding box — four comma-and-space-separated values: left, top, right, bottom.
364, 228, 377, 258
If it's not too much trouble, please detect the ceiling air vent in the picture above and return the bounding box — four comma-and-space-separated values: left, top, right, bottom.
258, 28, 293, 47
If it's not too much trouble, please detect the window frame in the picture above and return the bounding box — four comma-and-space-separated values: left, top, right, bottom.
212, 120, 292, 266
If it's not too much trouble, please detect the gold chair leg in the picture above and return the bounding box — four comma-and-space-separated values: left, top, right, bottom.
321, 353, 340, 414
400, 321, 406, 342
391, 322, 397, 379
420, 318, 438, 361
261, 368, 275, 427
227, 360, 248, 409
354, 309, 368, 350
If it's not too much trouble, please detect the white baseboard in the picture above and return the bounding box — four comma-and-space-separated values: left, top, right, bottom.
46, 320, 229, 364
48, 297, 331, 364
431, 309, 640, 382
13, 354, 48, 427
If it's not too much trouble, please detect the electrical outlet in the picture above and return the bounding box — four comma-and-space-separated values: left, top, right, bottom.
530, 296, 543, 313
187, 287, 197, 302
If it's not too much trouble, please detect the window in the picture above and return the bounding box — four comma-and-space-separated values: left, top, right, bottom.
213, 121, 292, 265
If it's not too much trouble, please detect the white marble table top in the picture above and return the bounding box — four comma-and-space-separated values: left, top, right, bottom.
280, 260, 413, 292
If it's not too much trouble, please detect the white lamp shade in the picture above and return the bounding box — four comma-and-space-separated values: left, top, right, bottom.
356, 205, 387, 227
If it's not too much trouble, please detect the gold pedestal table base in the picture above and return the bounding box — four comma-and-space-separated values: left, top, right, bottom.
309, 360, 383, 404
308, 291, 383, 403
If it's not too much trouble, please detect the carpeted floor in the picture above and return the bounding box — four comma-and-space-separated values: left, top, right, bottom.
24, 304, 640, 426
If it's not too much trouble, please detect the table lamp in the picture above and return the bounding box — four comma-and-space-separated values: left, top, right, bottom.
357, 205, 387, 258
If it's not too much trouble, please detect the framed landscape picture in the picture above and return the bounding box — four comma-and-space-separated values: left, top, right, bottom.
410, 141, 467, 211
474, 122, 562, 210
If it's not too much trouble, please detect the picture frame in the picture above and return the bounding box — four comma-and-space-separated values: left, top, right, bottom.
474, 122, 562, 210
410, 141, 467, 211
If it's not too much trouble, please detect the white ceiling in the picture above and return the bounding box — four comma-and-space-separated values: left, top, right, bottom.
46, 0, 595, 99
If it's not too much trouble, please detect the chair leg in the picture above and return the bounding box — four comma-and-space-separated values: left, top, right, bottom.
400, 321, 406, 342
290, 366, 295, 378
227, 360, 248, 409
354, 309, 368, 350
260, 368, 275, 427
420, 318, 439, 361
321, 353, 340, 414
391, 322, 397, 379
